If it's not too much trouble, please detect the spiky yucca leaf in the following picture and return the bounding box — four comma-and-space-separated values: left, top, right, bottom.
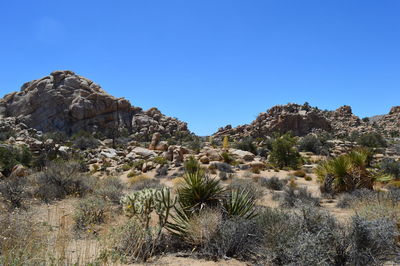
223, 189, 257, 219
177, 170, 225, 213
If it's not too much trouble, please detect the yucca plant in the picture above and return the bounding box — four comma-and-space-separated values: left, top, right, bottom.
177, 170, 225, 213
223, 189, 258, 219
315, 149, 375, 193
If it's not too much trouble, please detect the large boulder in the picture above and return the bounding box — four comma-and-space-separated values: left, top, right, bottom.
229, 148, 255, 161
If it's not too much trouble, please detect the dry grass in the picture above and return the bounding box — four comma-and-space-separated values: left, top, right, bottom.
185, 208, 222, 246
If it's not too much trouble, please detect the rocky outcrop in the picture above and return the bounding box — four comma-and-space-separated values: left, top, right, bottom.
214, 103, 333, 140
213, 103, 381, 140
371, 106, 400, 137
0, 71, 190, 140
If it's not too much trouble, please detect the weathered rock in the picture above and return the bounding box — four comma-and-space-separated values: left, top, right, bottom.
149, 132, 161, 150
100, 148, 118, 159
131, 147, 156, 159
1, 71, 191, 140
155, 141, 168, 151
229, 149, 255, 161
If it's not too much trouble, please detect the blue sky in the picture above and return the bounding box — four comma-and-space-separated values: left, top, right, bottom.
1, 1, 400, 135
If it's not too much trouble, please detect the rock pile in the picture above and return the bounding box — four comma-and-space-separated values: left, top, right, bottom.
0, 70, 190, 140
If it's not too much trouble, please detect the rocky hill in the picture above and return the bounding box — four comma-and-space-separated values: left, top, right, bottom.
370, 106, 400, 137
0, 71, 190, 140
213, 103, 396, 140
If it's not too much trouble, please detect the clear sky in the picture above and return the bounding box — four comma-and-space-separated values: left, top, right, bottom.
1, 1, 400, 135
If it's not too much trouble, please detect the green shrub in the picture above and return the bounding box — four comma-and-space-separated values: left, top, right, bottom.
74, 196, 107, 230
184, 156, 202, 175
221, 152, 235, 165
72, 131, 100, 150
293, 169, 306, 177
0, 145, 32, 176
153, 156, 168, 165
356, 132, 387, 148
269, 134, 302, 169
380, 158, 400, 179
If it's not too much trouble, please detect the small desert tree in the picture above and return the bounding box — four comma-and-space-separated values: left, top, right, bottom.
269, 133, 301, 169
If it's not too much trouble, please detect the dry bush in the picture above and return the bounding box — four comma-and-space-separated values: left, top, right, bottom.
229, 178, 264, 200
184, 208, 222, 246
260, 176, 287, 191
73, 196, 107, 230
200, 217, 262, 261
32, 161, 95, 202
0, 211, 46, 264
95, 176, 124, 204
110, 219, 161, 263
281, 187, 320, 208
0, 176, 29, 210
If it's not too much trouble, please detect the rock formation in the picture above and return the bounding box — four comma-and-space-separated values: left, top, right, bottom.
0, 71, 190, 140
213, 103, 380, 140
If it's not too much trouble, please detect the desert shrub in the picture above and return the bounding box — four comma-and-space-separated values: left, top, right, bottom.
260, 176, 286, 191
254, 206, 399, 265
336, 189, 378, 208
210, 162, 234, 173
221, 152, 235, 165
41, 131, 68, 144
155, 165, 169, 178
315, 149, 374, 194
269, 134, 302, 169
0, 145, 32, 176
293, 169, 306, 177
0, 211, 46, 264
235, 138, 257, 155
201, 217, 262, 261
281, 187, 320, 208
0, 176, 29, 210
348, 216, 399, 265
95, 177, 124, 204
188, 137, 202, 154
33, 161, 95, 202
184, 208, 222, 246
112, 219, 161, 263
74, 196, 107, 230
304, 175, 312, 181
131, 160, 145, 171
298, 134, 323, 154
72, 131, 100, 150
184, 156, 202, 174
356, 132, 387, 148
0, 129, 15, 141
381, 158, 400, 179
153, 156, 168, 165
131, 178, 163, 191
228, 178, 264, 199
